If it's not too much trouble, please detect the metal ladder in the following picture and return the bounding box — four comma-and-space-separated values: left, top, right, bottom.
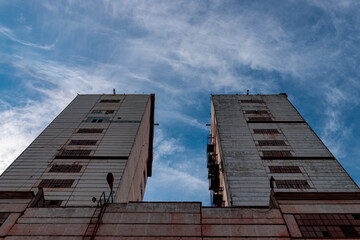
83, 192, 113, 240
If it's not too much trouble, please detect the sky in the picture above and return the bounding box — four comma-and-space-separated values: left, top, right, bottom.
1, 0, 360, 206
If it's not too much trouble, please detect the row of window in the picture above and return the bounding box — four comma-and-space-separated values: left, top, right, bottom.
37, 99, 120, 205
275, 180, 310, 189
243, 106, 309, 189
295, 214, 360, 238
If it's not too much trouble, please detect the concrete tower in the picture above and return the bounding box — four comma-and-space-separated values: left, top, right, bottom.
0, 94, 155, 206
208, 94, 359, 207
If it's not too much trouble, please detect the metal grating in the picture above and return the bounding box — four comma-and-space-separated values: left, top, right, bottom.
253, 129, 280, 134
295, 214, 360, 238
275, 180, 310, 189
69, 140, 97, 145
269, 166, 301, 173
59, 150, 91, 157
49, 164, 82, 173
77, 128, 104, 133
38, 179, 74, 188
258, 140, 287, 146
262, 151, 292, 157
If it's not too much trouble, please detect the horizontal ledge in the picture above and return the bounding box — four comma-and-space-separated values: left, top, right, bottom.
247, 121, 306, 123
261, 156, 335, 160
55, 156, 128, 160
275, 192, 360, 200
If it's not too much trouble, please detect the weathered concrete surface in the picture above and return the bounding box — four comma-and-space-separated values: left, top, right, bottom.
2, 200, 360, 238
0, 94, 154, 206
210, 95, 359, 207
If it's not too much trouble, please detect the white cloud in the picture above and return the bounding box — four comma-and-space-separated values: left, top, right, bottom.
0, 25, 56, 50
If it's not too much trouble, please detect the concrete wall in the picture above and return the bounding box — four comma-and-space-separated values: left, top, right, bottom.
3, 199, 360, 239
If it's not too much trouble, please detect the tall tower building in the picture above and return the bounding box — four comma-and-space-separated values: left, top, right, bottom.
208, 94, 359, 207
0, 94, 155, 206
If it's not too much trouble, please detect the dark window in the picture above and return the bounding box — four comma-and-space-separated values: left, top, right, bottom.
240, 100, 264, 103
91, 110, 114, 114
49, 165, 82, 173
59, 150, 91, 157
295, 214, 360, 238
258, 140, 287, 146
245, 110, 269, 114
269, 166, 302, 173
84, 117, 110, 123
91, 110, 103, 114
69, 140, 97, 145
100, 99, 120, 103
262, 151, 292, 157
77, 128, 104, 133
275, 180, 310, 189
38, 179, 74, 188
253, 129, 280, 134
353, 214, 360, 220
248, 117, 272, 122
43, 200, 62, 207
0, 212, 10, 226
340, 225, 359, 238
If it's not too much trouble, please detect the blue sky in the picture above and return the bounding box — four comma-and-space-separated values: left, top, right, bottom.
1, 0, 360, 206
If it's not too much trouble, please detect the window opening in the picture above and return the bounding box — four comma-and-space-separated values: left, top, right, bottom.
258, 140, 286, 146
77, 128, 104, 133
69, 140, 97, 145
38, 179, 74, 188
91, 110, 115, 114
275, 180, 310, 189
85, 117, 109, 123
245, 110, 269, 114
49, 165, 82, 173
59, 150, 91, 157
295, 214, 360, 238
269, 166, 301, 173
248, 117, 273, 122
43, 200, 62, 207
253, 129, 280, 134
100, 99, 120, 103
262, 151, 292, 157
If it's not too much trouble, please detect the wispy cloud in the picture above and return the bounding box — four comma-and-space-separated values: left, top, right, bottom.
0, 25, 56, 50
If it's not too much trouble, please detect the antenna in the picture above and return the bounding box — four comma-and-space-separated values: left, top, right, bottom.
113, 89, 116, 95
246, 89, 249, 95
